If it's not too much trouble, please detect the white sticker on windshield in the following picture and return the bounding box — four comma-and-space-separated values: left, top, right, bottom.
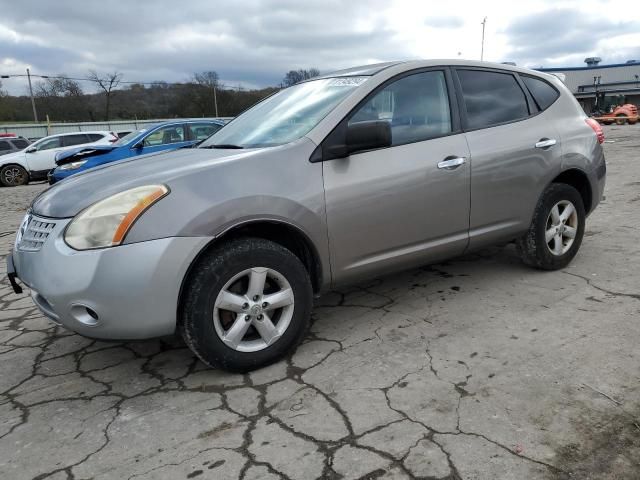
328, 77, 368, 87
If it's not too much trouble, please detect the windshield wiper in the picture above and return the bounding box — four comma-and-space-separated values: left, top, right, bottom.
201, 144, 244, 149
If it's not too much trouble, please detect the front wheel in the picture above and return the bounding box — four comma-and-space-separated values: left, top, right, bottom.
0, 165, 29, 187
516, 183, 586, 270
180, 237, 313, 372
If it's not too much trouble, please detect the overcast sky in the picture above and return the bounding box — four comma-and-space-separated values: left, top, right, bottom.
1, 0, 639, 94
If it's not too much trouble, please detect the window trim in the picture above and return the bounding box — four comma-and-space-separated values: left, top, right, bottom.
452, 66, 535, 133
314, 66, 462, 162
519, 74, 561, 113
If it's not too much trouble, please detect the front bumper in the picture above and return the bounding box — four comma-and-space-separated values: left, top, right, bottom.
9, 216, 211, 339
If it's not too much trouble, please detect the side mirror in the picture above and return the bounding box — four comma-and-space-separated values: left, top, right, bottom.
345, 120, 392, 155
132, 142, 144, 149
26, 146, 36, 153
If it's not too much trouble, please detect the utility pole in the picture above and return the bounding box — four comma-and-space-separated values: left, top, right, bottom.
480, 17, 487, 61
213, 84, 218, 117
26, 68, 38, 123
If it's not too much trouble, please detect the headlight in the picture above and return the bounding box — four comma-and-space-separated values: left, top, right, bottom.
59, 160, 88, 170
64, 185, 169, 250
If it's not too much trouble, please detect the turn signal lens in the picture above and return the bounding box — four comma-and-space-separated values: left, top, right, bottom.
64, 185, 169, 250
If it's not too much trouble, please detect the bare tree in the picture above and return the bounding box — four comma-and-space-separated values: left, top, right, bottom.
193, 71, 220, 116
88, 70, 122, 120
0, 80, 6, 97
282, 68, 320, 87
36, 76, 83, 98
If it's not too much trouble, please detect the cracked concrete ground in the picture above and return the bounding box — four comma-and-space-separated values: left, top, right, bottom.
1, 125, 639, 479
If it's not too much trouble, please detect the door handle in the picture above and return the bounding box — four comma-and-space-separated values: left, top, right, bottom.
437, 157, 466, 170
535, 138, 557, 149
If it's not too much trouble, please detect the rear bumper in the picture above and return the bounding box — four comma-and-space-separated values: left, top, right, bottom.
10, 217, 211, 339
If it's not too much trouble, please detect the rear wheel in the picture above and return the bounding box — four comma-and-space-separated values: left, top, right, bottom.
516, 183, 585, 270
0, 165, 29, 187
180, 237, 313, 372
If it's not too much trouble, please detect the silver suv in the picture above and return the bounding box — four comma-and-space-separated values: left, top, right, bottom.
8, 60, 606, 372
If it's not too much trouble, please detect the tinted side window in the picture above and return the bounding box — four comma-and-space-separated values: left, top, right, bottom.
87, 133, 105, 141
458, 70, 529, 129
521, 76, 559, 111
36, 137, 62, 151
349, 70, 452, 146
62, 134, 90, 146
0, 141, 10, 151
188, 123, 222, 141
12, 139, 29, 149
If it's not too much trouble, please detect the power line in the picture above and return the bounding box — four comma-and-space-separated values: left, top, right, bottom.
0, 72, 257, 91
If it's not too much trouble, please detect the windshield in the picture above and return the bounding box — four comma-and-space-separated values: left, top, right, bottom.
113, 129, 148, 146
200, 76, 368, 149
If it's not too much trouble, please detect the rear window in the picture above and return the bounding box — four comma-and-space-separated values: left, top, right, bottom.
521, 75, 560, 112
62, 134, 90, 147
11, 139, 29, 149
457, 69, 530, 130
0, 141, 10, 151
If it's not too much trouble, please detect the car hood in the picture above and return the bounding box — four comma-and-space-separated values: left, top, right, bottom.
0, 150, 25, 163
55, 145, 116, 165
31, 145, 271, 218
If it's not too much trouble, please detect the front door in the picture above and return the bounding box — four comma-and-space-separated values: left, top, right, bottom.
25, 136, 64, 172
137, 124, 190, 156
322, 69, 471, 285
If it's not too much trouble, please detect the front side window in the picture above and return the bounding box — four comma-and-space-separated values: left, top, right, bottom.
349, 70, 452, 146
144, 125, 185, 146
188, 123, 222, 141
35, 137, 62, 151
12, 139, 29, 149
521, 75, 560, 112
200, 77, 367, 149
458, 69, 529, 129
62, 134, 90, 147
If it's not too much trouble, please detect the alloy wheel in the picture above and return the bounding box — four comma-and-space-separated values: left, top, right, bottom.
3, 167, 25, 186
545, 200, 578, 256
213, 267, 295, 352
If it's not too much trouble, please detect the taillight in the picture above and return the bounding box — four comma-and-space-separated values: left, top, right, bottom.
585, 118, 604, 144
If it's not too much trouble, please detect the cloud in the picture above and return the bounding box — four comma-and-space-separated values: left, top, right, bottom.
424, 16, 464, 29
503, 8, 640, 66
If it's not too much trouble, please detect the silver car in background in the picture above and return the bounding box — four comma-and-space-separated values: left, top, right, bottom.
7, 60, 606, 372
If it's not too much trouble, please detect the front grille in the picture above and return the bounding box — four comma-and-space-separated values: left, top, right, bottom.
18, 217, 56, 252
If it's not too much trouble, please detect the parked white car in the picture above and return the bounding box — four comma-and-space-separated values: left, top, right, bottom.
0, 131, 117, 187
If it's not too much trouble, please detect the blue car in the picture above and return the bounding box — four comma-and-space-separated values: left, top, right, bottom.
49, 119, 225, 184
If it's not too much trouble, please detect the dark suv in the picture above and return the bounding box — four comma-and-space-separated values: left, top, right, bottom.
0, 136, 30, 156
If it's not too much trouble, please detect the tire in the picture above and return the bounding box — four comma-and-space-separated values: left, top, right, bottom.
180, 237, 313, 372
516, 183, 586, 270
615, 114, 627, 125
0, 164, 29, 187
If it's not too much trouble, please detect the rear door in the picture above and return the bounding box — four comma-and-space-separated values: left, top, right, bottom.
454, 68, 563, 249
322, 69, 471, 285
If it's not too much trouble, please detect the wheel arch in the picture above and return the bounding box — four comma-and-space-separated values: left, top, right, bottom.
550, 168, 593, 214
176, 219, 325, 329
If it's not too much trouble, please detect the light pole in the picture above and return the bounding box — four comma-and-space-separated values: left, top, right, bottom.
480, 17, 487, 61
